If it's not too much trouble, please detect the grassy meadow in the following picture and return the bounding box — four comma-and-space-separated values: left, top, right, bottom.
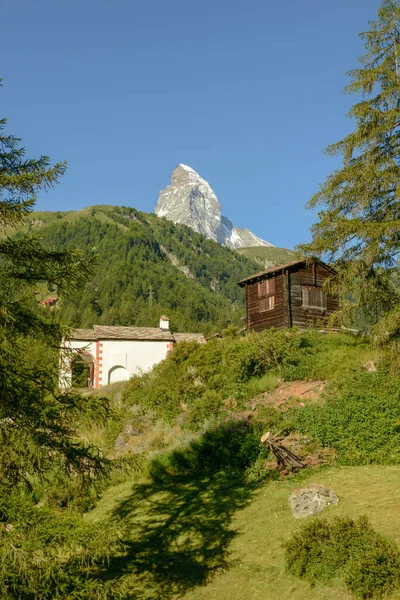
85, 464, 400, 600
236, 245, 297, 268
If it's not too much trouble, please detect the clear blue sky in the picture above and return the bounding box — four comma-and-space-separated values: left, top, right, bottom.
2, 0, 381, 249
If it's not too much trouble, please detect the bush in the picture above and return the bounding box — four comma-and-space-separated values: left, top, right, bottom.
147, 419, 268, 481
122, 330, 355, 427
293, 372, 400, 464
185, 389, 222, 429
284, 516, 400, 598
346, 543, 400, 599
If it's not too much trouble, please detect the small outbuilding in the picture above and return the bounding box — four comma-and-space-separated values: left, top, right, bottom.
238, 258, 339, 332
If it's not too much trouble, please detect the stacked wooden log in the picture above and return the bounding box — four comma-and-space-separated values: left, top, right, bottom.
261, 431, 304, 470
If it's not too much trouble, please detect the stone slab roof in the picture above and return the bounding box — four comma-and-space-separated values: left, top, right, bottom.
69, 326, 205, 343
70, 328, 97, 341
173, 332, 206, 344
94, 325, 174, 341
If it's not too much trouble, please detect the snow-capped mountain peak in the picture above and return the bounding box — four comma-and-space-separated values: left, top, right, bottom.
155, 165, 273, 249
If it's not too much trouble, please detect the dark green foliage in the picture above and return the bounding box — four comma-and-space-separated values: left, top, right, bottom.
300, 0, 400, 340
0, 114, 105, 490
0, 492, 126, 600
0, 332, 109, 490
123, 330, 317, 425
293, 371, 400, 464
123, 329, 369, 430
0, 91, 123, 598
345, 543, 400, 599
284, 516, 400, 598
71, 355, 91, 387
24, 205, 261, 334
185, 389, 222, 429
122, 326, 400, 470
148, 419, 267, 482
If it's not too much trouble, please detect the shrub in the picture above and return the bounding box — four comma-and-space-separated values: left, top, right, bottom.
293, 372, 400, 464
185, 389, 222, 429
284, 516, 400, 598
122, 330, 347, 426
242, 372, 281, 399
346, 543, 400, 599
147, 419, 268, 481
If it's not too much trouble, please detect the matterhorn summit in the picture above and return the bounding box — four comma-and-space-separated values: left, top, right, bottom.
155, 164, 273, 249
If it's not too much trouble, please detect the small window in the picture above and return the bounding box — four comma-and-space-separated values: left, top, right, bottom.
302, 286, 327, 310
260, 296, 275, 312
258, 278, 275, 299
258, 278, 275, 312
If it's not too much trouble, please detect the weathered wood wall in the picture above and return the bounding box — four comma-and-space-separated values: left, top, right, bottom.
244, 261, 340, 332
289, 263, 339, 329
245, 273, 286, 332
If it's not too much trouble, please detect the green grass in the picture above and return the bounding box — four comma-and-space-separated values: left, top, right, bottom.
243, 371, 281, 398
85, 465, 400, 600
184, 465, 400, 600
236, 246, 297, 267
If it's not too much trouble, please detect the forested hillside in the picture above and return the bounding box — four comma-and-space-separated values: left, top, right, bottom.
25, 205, 262, 333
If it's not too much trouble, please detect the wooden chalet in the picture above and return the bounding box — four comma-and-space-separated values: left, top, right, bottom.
238, 258, 339, 332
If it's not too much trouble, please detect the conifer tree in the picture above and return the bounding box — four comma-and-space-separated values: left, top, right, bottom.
0, 110, 107, 490
0, 89, 126, 598
300, 0, 400, 340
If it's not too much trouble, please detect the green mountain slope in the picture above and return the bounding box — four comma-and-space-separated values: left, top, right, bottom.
236, 245, 296, 268
27, 205, 261, 334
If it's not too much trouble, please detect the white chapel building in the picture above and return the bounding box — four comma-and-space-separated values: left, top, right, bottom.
61, 316, 205, 389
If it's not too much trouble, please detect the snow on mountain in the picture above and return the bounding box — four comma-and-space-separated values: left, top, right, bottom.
155, 165, 273, 249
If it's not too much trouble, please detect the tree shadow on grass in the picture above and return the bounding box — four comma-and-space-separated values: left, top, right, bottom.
97, 422, 262, 598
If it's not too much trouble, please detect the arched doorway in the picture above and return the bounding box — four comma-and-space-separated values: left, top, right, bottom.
71, 352, 95, 388
108, 365, 129, 385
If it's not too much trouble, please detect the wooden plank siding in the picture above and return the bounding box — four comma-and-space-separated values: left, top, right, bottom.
239, 259, 340, 332
289, 263, 339, 329
246, 273, 286, 332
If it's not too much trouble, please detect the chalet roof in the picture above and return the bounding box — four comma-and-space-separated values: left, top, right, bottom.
173, 332, 206, 344
69, 326, 205, 343
238, 258, 336, 286
70, 328, 97, 340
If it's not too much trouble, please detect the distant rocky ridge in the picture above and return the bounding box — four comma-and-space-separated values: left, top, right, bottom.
155, 164, 273, 249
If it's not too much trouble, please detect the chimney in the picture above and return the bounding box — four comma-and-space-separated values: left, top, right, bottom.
159, 315, 170, 331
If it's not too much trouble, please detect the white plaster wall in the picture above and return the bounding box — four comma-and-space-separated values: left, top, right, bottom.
100, 339, 170, 385
108, 366, 130, 384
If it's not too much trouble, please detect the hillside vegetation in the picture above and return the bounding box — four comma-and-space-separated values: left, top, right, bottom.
236, 245, 296, 268
22, 205, 264, 334
42, 327, 400, 599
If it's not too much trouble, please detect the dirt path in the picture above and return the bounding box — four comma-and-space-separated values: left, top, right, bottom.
249, 380, 325, 412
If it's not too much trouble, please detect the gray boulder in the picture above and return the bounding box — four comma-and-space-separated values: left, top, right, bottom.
288, 484, 339, 518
